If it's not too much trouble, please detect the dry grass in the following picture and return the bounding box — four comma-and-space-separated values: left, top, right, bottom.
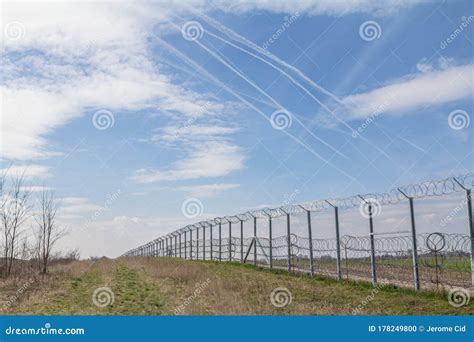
0, 257, 472, 315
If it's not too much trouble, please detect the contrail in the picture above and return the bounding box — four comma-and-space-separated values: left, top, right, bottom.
196, 12, 346, 105
154, 37, 358, 183
170, 22, 349, 161
187, 14, 395, 162
204, 29, 355, 132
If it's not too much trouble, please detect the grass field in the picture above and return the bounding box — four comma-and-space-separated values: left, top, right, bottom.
0, 257, 472, 315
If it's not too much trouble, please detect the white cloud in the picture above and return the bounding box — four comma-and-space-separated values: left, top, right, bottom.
133, 140, 245, 183
342, 63, 474, 118
0, 165, 50, 179
416, 61, 433, 73
176, 183, 240, 198
153, 124, 239, 142
20, 186, 54, 192
0, 1, 227, 161
214, 0, 418, 16
59, 197, 104, 219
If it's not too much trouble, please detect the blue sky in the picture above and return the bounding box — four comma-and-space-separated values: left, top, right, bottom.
1, 0, 472, 257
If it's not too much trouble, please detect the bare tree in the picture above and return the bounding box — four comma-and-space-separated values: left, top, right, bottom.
0, 174, 31, 277
34, 190, 64, 274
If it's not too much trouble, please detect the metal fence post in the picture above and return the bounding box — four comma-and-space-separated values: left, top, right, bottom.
326, 201, 342, 281
398, 188, 420, 290
179, 233, 182, 258
203, 225, 206, 260
368, 203, 377, 285
165, 237, 168, 257
453, 178, 474, 288
184, 232, 187, 259
286, 213, 291, 273
467, 189, 474, 288
190, 230, 193, 260
306, 209, 314, 275
174, 235, 177, 257
210, 224, 213, 260
196, 227, 199, 260
240, 219, 244, 263
228, 221, 232, 262
219, 223, 222, 261
409, 197, 420, 290
335, 207, 342, 280
268, 215, 273, 269
253, 216, 257, 266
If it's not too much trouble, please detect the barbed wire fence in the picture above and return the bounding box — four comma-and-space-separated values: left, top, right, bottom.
121, 174, 473, 291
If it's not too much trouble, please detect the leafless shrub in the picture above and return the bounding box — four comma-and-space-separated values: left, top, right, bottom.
1, 174, 32, 277
34, 190, 66, 274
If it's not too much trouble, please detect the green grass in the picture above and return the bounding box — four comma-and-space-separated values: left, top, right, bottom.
0, 258, 472, 315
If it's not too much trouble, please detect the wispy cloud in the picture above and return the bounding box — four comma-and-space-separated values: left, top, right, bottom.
153, 124, 239, 143
60, 197, 104, 219
342, 63, 473, 119
0, 165, 50, 179
176, 183, 240, 198
133, 141, 245, 183
20, 186, 54, 192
